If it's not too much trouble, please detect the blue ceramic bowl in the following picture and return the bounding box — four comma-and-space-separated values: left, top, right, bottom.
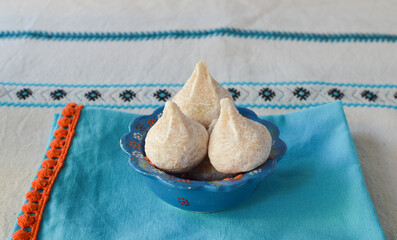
120, 106, 287, 212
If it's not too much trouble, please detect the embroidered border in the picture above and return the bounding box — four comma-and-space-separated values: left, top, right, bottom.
12, 103, 83, 240
1, 81, 396, 110
1, 28, 397, 43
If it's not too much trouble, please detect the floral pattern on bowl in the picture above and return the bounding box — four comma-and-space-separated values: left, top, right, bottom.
121, 106, 287, 212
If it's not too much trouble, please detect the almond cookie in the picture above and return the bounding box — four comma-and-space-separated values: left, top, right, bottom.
145, 102, 209, 173
208, 98, 272, 174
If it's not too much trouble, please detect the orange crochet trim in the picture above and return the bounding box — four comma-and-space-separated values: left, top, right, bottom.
12, 103, 83, 240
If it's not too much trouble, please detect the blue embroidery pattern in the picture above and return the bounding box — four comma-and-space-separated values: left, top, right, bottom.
228, 88, 241, 101
84, 90, 102, 101
50, 89, 67, 101
327, 88, 344, 100
259, 88, 276, 102
153, 89, 172, 102
1, 28, 396, 43
16, 88, 33, 100
119, 90, 136, 102
361, 90, 378, 102
1, 81, 396, 109
293, 87, 310, 101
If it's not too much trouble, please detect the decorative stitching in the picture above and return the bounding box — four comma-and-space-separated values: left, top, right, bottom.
327, 88, 344, 100
1, 28, 397, 43
293, 87, 311, 101
227, 88, 241, 101
259, 87, 276, 101
220, 81, 397, 88
16, 88, 33, 100
153, 89, 172, 102
361, 90, 378, 102
119, 90, 136, 102
1, 101, 397, 110
12, 103, 84, 240
1, 81, 397, 89
0, 81, 185, 88
50, 89, 67, 101
1, 82, 397, 110
84, 90, 102, 101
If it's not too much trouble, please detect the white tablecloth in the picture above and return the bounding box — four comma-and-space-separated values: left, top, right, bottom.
1, 1, 396, 239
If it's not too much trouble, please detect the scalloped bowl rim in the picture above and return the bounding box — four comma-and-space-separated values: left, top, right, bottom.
120, 106, 287, 192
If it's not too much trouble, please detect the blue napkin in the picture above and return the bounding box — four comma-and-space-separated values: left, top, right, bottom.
12, 101, 384, 239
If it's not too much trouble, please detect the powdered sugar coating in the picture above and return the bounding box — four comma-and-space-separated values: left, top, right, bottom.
145, 102, 209, 173
208, 98, 272, 174
173, 61, 232, 128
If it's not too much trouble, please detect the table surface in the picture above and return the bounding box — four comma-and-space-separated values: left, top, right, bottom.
1, 1, 396, 239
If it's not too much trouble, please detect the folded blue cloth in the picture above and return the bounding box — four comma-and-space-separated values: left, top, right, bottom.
12, 101, 384, 239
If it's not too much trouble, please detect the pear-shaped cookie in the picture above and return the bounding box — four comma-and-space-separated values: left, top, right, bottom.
173, 61, 233, 128
208, 98, 272, 174
145, 102, 208, 173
